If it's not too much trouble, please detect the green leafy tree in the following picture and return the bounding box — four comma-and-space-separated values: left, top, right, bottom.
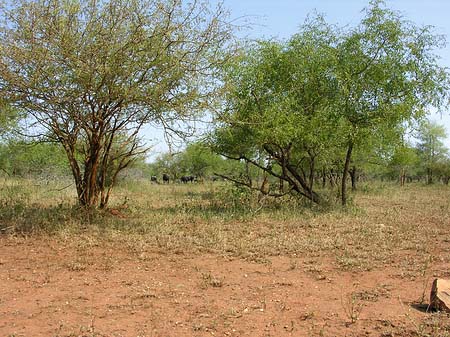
148, 141, 244, 182
0, 0, 235, 208
176, 142, 224, 179
0, 140, 69, 177
434, 156, 450, 185
212, 19, 339, 203
415, 120, 448, 184
334, 0, 449, 204
388, 143, 420, 185
212, 1, 449, 205
147, 152, 179, 181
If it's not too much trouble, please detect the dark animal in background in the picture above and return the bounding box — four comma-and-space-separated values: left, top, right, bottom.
162, 173, 170, 184
181, 175, 196, 183
150, 176, 158, 183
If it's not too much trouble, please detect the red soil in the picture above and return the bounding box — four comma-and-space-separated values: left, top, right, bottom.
0, 236, 447, 337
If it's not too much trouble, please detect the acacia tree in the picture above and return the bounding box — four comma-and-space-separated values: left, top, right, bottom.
0, 0, 235, 208
211, 1, 449, 205
211, 24, 339, 203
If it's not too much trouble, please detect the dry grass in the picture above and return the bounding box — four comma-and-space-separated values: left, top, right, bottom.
1, 177, 449, 276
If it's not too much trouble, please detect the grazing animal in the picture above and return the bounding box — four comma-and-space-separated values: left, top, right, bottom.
181, 175, 196, 183
162, 173, 170, 184
150, 176, 158, 183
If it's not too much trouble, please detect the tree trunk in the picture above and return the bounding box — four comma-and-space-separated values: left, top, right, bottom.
262, 144, 321, 204
329, 169, 335, 188
279, 178, 284, 193
308, 153, 315, 195
399, 168, 406, 187
322, 168, 326, 188
427, 168, 433, 184
64, 138, 106, 209
285, 164, 321, 204
349, 166, 357, 191
80, 138, 103, 208
341, 140, 354, 206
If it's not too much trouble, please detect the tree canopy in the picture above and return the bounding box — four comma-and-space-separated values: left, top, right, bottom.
211, 0, 449, 205
0, 0, 236, 208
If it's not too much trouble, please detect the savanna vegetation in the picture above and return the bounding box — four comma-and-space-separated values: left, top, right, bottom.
1, 0, 450, 336
0, 0, 449, 209
0, 0, 236, 208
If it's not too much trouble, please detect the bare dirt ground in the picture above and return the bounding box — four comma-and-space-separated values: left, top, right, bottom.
1, 236, 449, 337
1, 182, 450, 336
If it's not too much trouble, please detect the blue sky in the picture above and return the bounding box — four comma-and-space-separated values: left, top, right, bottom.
225, 0, 450, 43
146, 0, 450, 158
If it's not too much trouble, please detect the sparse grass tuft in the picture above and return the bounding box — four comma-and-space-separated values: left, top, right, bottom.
201, 272, 224, 288
341, 291, 364, 325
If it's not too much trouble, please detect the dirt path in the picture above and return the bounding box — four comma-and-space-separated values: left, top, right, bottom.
0, 236, 446, 337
